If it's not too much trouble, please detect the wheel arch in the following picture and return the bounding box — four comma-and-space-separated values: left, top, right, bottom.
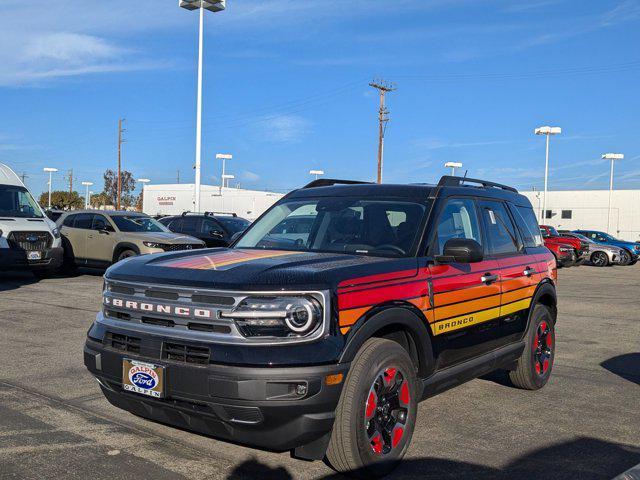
528, 280, 557, 327
112, 242, 140, 263
338, 304, 435, 379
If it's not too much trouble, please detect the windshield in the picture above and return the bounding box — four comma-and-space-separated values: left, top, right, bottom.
0, 185, 44, 219
111, 215, 168, 233
571, 233, 591, 242
217, 217, 250, 234
545, 226, 559, 236
235, 196, 429, 257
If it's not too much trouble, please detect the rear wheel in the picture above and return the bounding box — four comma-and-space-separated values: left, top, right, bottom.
326, 338, 418, 478
509, 304, 555, 390
590, 251, 609, 267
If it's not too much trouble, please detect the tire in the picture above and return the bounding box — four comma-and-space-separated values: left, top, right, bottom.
509, 304, 555, 390
326, 338, 418, 478
116, 249, 137, 263
619, 249, 632, 266
590, 251, 609, 267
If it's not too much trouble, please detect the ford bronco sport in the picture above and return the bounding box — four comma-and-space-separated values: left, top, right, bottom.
84, 176, 558, 477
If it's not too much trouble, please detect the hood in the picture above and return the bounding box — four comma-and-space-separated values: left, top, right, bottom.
122, 231, 203, 244
545, 236, 580, 247
0, 216, 56, 233
105, 248, 418, 291
598, 244, 622, 253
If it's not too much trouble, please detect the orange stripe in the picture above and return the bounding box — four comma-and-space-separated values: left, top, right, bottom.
434, 295, 501, 321
501, 285, 536, 304
338, 306, 371, 327
434, 284, 500, 307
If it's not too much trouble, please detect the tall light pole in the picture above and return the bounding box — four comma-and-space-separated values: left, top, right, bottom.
180, 0, 226, 213
216, 153, 233, 190
43, 167, 58, 209
534, 126, 561, 222
602, 153, 624, 234
444, 162, 462, 176
81, 181, 93, 209
309, 169, 324, 180
137, 178, 150, 213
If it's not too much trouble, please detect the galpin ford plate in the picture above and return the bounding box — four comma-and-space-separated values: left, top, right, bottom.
122, 359, 164, 398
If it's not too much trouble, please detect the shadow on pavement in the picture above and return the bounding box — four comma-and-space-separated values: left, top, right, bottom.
0, 271, 39, 292
226, 437, 640, 480
601, 353, 640, 385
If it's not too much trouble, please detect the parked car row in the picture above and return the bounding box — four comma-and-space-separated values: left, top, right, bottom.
539, 223, 638, 267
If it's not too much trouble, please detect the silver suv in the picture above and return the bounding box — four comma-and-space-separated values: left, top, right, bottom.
58, 210, 204, 268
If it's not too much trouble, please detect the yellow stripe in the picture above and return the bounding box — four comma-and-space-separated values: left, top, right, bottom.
430, 306, 501, 335
500, 297, 532, 316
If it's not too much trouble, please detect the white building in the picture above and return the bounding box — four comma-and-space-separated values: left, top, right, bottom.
142, 183, 284, 220
520, 189, 640, 240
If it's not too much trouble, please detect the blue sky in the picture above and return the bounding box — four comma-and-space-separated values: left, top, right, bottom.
1, 0, 639, 198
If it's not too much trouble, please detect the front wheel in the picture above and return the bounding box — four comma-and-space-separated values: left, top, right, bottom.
116, 249, 137, 263
619, 249, 632, 266
509, 304, 555, 390
326, 338, 418, 478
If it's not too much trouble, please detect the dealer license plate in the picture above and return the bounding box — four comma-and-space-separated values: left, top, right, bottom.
27, 251, 42, 260
122, 359, 164, 398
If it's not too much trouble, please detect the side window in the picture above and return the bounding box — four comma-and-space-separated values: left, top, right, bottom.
167, 218, 182, 231
92, 215, 109, 231
181, 217, 200, 234
74, 213, 93, 230
480, 201, 520, 255
511, 205, 543, 247
435, 198, 482, 254
201, 218, 222, 235
63, 214, 76, 227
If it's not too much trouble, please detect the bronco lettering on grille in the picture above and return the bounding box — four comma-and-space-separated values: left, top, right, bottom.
105, 296, 216, 319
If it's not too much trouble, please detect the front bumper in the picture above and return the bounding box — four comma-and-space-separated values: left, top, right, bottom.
84, 337, 348, 456
0, 246, 63, 271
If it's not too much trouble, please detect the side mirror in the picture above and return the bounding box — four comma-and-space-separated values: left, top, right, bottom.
210, 229, 224, 238
436, 238, 483, 264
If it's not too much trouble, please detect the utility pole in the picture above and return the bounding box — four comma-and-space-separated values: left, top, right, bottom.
177, 169, 180, 183
63, 169, 73, 194
19, 172, 28, 183
117, 118, 126, 210
369, 79, 396, 184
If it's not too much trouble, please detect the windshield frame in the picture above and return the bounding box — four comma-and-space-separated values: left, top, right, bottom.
110, 214, 170, 233
234, 195, 431, 258
0, 185, 44, 219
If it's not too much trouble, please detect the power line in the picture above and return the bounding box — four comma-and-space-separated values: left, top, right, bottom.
117, 118, 126, 210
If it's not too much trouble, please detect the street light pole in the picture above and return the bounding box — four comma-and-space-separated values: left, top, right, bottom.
81, 181, 93, 209
180, 0, 226, 213
309, 169, 324, 180
43, 167, 58, 209
603, 153, 624, 234
534, 126, 561, 222
216, 153, 233, 191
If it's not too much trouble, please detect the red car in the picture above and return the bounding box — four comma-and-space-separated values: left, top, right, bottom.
540, 225, 588, 267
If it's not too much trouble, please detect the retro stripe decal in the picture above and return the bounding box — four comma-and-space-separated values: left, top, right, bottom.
156, 249, 305, 270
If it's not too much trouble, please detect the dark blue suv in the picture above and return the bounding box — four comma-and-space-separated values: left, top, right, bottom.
573, 230, 640, 265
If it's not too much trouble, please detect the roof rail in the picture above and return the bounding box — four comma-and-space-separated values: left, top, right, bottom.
182, 211, 238, 217
302, 178, 373, 189
437, 175, 518, 193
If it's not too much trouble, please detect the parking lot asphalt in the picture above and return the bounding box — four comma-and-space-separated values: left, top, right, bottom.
0, 265, 639, 480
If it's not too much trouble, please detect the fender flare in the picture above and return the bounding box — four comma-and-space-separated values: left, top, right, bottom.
526, 279, 557, 330
112, 242, 140, 263
338, 306, 435, 378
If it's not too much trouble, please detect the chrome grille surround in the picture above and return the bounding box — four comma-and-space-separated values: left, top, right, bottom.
98, 279, 330, 345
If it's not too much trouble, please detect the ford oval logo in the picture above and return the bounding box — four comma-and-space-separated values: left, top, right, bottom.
26, 234, 39, 242
128, 366, 158, 389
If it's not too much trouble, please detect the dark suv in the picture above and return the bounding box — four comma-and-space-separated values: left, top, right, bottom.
84, 176, 557, 478
159, 212, 250, 248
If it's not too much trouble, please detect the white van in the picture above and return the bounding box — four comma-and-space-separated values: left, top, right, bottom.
0, 163, 63, 275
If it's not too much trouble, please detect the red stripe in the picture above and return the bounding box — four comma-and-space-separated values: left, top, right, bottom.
338, 281, 427, 311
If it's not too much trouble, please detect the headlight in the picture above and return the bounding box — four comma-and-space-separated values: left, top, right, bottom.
143, 241, 167, 249
222, 296, 323, 338
559, 247, 571, 252
52, 227, 61, 239
634, 245, 640, 251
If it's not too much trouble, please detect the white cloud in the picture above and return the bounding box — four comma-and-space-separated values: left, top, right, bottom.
412, 137, 513, 150
259, 114, 312, 143
241, 170, 260, 182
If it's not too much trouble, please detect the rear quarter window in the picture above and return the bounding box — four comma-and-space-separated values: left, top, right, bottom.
511, 205, 543, 247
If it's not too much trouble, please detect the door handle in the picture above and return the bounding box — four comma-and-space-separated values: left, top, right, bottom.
481, 273, 499, 284
88, 235, 94, 239
523, 267, 535, 277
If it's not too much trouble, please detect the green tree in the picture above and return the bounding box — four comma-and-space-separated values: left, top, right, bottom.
90, 192, 112, 208
103, 169, 136, 209
38, 191, 84, 210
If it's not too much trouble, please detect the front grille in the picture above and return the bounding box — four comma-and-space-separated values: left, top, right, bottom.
106, 332, 141, 353
162, 244, 202, 252
7, 231, 52, 251
163, 342, 210, 364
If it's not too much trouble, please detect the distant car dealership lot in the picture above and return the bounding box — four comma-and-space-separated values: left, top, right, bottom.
0, 267, 639, 480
